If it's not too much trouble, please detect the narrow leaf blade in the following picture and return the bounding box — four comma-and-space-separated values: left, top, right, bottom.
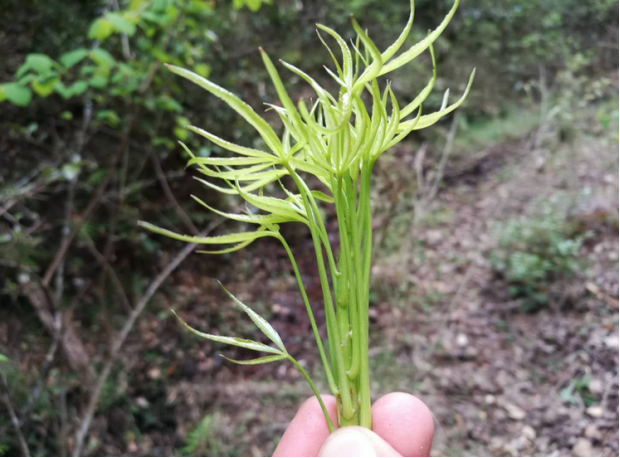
172, 311, 282, 354
220, 283, 287, 353
221, 354, 288, 365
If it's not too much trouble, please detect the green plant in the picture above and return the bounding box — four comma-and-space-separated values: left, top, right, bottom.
490, 208, 586, 311
140, 0, 473, 430
180, 414, 224, 456
559, 375, 597, 407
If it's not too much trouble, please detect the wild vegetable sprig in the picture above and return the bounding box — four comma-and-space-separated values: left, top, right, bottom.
139, 0, 473, 431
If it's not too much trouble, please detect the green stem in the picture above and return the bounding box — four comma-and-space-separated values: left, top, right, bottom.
277, 235, 338, 395
357, 160, 374, 429
287, 166, 355, 422
288, 355, 335, 433
344, 174, 360, 381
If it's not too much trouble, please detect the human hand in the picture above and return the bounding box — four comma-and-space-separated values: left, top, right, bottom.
273, 393, 434, 457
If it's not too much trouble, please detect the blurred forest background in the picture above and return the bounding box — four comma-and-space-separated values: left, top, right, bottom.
0, 0, 618, 456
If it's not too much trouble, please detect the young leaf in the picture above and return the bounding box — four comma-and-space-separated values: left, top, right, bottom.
221, 354, 288, 365
180, 134, 274, 160
196, 237, 258, 255
90, 48, 116, 68
381, 0, 415, 63
138, 221, 277, 245
260, 48, 305, 137
235, 186, 308, 223
219, 283, 287, 353
187, 156, 274, 167
191, 195, 290, 225
310, 190, 335, 204
88, 18, 114, 41
400, 43, 436, 118
106, 12, 136, 36
380, 0, 460, 75
60, 49, 89, 69
25, 54, 56, 75
316, 24, 353, 85
172, 311, 282, 354
351, 18, 383, 92
399, 68, 475, 132
4, 83, 32, 107
194, 172, 287, 196
32, 77, 59, 97
165, 64, 283, 156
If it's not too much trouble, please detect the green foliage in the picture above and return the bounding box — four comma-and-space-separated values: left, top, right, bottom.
143, 0, 472, 429
490, 204, 587, 311
180, 413, 245, 456
180, 414, 217, 456
560, 374, 597, 407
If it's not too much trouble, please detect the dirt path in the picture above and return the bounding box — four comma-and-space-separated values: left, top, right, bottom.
367, 133, 619, 456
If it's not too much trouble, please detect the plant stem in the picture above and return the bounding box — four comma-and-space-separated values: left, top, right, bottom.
287, 356, 335, 433
277, 235, 338, 394
287, 166, 355, 422
357, 161, 374, 429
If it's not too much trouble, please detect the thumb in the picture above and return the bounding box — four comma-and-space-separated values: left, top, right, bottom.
318, 426, 401, 457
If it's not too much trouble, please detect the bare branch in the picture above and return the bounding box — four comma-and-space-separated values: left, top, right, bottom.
0, 373, 31, 457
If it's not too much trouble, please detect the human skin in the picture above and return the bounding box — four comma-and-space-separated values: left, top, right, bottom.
273, 393, 434, 457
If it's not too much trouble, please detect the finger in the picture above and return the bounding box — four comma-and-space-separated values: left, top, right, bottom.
273, 395, 338, 457
371, 393, 434, 457
319, 426, 401, 457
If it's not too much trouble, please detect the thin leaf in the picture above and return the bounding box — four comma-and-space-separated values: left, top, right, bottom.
221, 354, 288, 365
184, 127, 277, 160
166, 64, 283, 156
380, 0, 460, 75
172, 311, 282, 354
187, 156, 275, 167
193, 163, 287, 182
260, 48, 305, 137
310, 190, 335, 204
384, 104, 423, 151
400, 43, 436, 118
381, 0, 415, 63
399, 68, 475, 132
316, 29, 344, 81
193, 172, 286, 195
138, 221, 276, 244
191, 195, 291, 225
351, 18, 383, 92
196, 237, 258, 255
220, 283, 286, 353
316, 24, 353, 85
236, 184, 308, 223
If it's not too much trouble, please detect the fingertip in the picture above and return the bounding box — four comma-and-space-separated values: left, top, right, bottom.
371, 393, 434, 457
273, 395, 338, 457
